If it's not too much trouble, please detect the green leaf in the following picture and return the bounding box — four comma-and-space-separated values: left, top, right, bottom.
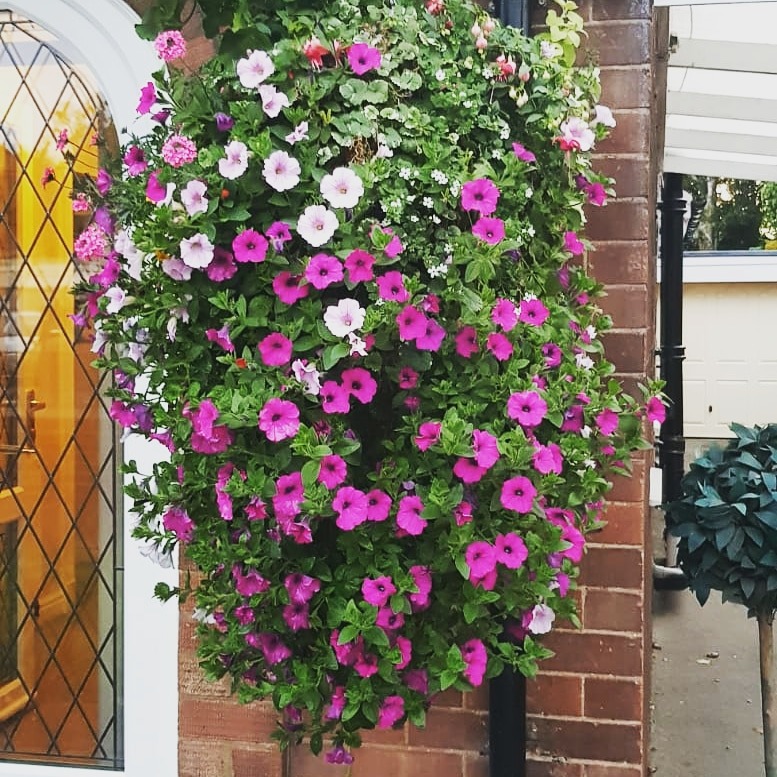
715, 524, 736, 551
741, 577, 756, 600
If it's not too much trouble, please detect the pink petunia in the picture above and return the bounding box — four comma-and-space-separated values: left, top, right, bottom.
416, 319, 446, 352
455, 326, 479, 358
453, 457, 487, 484
332, 486, 369, 530
500, 476, 537, 513
461, 638, 488, 686
646, 396, 667, 424
284, 572, 321, 604
318, 454, 347, 488
396, 495, 427, 536
507, 391, 548, 428
186, 400, 234, 454
532, 443, 564, 475
233, 229, 269, 263
486, 332, 513, 362
137, 82, 157, 114
282, 602, 310, 631
340, 367, 377, 404
377, 695, 405, 729
396, 306, 427, 341
272, 271, 309, 305
512, 142, 537, 163
266, 221, 293, 252
542, 343, 562, 368
320, 381, 350, 414
409, 565, 432, 611
325, 686, 346, 720
563, 230, 585, 256
304, 252, 343, 289
205, 246, 237, 282
376, 271, 410, 302
398, 366, 418, 389
519, 298, 550, 327
495, 532, 528, 569
595, 408, 619, 436
344, 249, 375, 282
460, 178, 500, 215
258, 397, 300, 442
232, 564, 269, 597
257, 332, 293, 366
348, 42, 382, 75
454, 501, 474, 527
162, 505, 193, 543
465, 541, 497, 579
123, 146, 147, 176
414, 421, 441, 451
473, 429, 500, 469
472, 216, 505, 245
362, 576, 396, 607
366, 489, 392, 522
491, 298, 518, 331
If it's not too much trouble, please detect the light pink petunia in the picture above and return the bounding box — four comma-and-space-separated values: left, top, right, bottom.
323, 298, 365, 337
528, 603, 555, 635
320, 166, 364, 209
258, 398, 300, 442
205, 324, 234, 353
237, 50, 275, 88
258, 84, 291, 117
558, 116, 595, 152
219, 140, 249, 179
180, 180, 208, 216
263, 150, 300, 192
291, 359, 321, 396
297, 204, 338, 247
179, 233, 214, 269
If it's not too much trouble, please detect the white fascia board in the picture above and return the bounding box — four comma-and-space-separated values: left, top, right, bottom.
669, 37, 777, 74
656, 0, 774, 5
667, 91, 777, 124
657, 252, 777, 284
665, 127, 777, 156
663, 150, 777, 182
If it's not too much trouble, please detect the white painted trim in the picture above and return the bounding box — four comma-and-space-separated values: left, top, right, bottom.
657, 251, 777, 284
667, 91, 777, 124
655, 0, 773, 5
663, 151, 777, 183
670, 37, 777, 74
0, 3, 178, 776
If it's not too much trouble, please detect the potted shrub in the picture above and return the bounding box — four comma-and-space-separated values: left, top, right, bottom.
71, 0, 661, 761
664, 423, 777, 777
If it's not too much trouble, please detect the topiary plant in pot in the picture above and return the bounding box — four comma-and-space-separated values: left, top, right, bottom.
664, 422, 777, 777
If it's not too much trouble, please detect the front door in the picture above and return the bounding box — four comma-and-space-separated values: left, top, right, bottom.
0, 11, 122, 767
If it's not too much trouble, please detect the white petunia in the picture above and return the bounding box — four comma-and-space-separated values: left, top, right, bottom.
528, 604, 555, 635
179, 233, 214, 268
297, 204, 338, 247
104, 286, 128, 314
320, 166, 364, 209
285, 121, 309, 145
219, 140, 249, 180
291, 359, 322, 396
180, 179, 209, 216
236, 49, 275, 89
323, 298, 365, 338
262, 150, 301, 192
258, 84, 291, 118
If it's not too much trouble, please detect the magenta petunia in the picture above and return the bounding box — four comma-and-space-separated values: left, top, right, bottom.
233, 229, 269, 263
266, 221, 293, 252
519, 298, 550, 327
377, 695, 405, 729
320, 381, 351, 414
396, 495, 427, 536
404, 668, 428, 694
542, 342, 562, 368
284, 572, 321, 604
495, 532, 528, 569
460, 178, 500, 215
376, 607, 404, 632
472, 216, 505, 245
340, 367, 377, 404
376, 270, 410, 302
344, 249, 376, 283
455, 326, 479, 358
595, 408, 619, 436
145, 169, 167, 203
272, 271, 309, 305
205, 246, 237, 282
205, 324, 235, 353
461, 638, 488, 686
416, 318, 446, 352
366, 489, 392, 522
318, 454, 347, 489
362, 576, 397, 607
186, 399, 234, 454
563, 230, 585, 256
347, 42, 382, 75
394, 636, 412, 670
465, 541, 497, 579
258, 332, 293, 366
332, 486, 369, 530
123, 145, 147, 176
507, 390, 548, 428
453, 457, 487, 484
532, 443, 564, 475
255, 632, 292, 665
398, 366, 419, 389
282, 602, 310, 631
396, 306, 427, 341
245, 497, 267, 521
305, 252, 344, 290
561, 404, 585, 432
137, 81, 157, 114
325, 686, 346, 720
414, 421, 441, 452
162, 505, 193, 543
232, 564, 270, 597
512, 141, 537, 163
486, 332, 513, 362
500, 475, 537, 513
258, 397, 300, 442
454, 501, 474, 526
491, 298, 518, 331
409, 565, 432, 611
473, 429, 500, 469
646, 396, 667, 423
274, 472, 304, 520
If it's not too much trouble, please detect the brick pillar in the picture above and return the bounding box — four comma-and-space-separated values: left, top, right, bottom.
525, 2, 663, 776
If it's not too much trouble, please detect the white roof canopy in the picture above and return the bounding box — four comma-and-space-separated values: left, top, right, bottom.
658, 1, 777, 182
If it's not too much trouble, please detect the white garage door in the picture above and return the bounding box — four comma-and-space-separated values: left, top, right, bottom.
683, 282, 777, 437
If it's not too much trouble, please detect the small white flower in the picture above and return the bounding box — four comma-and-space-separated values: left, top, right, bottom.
526, 225, 536, 237
323, 298, 365, 338
482, 66, 494, 80
179, 232, 214, 268
236, 49, 275, 88
463, 100, 473, 109
525, 187, 533, 198
263, 150, 301, 192
398, 167, 413, 180
297, 205, 338, 247
192, 608, 216, 625
258, 84, 291, 118
422, 196, 434, 209
450, 181, 461, 197
431, 215, 441, 224
180, 179, 208, 216
320, 166, 364, 209
585, 325, 597, 341
435, 69, 445, 81
348, 332, 368, 357
499, 127, 510, 140
410, 214, 419, 223
575, 352, 594, 370
219, 140, 249, 180
431, 169, 448, 185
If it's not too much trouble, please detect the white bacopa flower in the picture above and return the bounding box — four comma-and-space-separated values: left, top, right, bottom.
320, 167, 364, 209
297, 204, 339, 247
179, 232, 215, 268
422, 197, 434, 209
323, 298, 365, 338
236, 49, 275, 89
263, 150, 301, 192
219, 140, 249, 180
258, 84, 291, 118
585, 325, 598, 341
398, 167, 413, 180
180, 179, 208, 216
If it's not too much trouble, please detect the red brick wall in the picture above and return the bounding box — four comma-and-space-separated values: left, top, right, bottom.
119, 1, 662, 775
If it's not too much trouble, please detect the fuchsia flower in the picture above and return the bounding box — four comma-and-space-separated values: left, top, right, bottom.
454, 501, 474, 526
325, 746, 354, 766
332, 486, 369, 530
266, 221, 293, 252
347, 42, 382, 75
362, 576, 396, 607
325, 686, 346, 720
396, 495, 426, 535
282, 603, 310, 631
258, 333, 293, 366
305, 253, 343, 289
233, 229, 268, 262
377, 696, 405, 729
206, 247, 237, 282
272, 272, 309, 305
318, 454, 347, 488
519, 298, 550, 327
376, 271, 410, 302
376, 606, 404, 631
258, 398, 300, 441
507, 391, 548, 428
461, 178, 500, 215
646, 396, 667, 423
344, 249, 375, 282
486, 333, 513, 362
255, 633, 292, 664
414, 421, 441, 451
461, 638, 488, 686
472, 217, 505, 245
542, 343, 562, 368
341, 367, 377, 404
455, 327, 479, 358
500, 476, 537, 513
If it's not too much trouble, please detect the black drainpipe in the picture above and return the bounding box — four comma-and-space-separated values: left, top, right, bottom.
489, 4, 531, 777
655, 172, 688, 588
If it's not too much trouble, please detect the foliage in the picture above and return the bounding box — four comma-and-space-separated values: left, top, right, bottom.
71, 0, 660, 761
665, 423, 777, 616
759, 181, 777, 242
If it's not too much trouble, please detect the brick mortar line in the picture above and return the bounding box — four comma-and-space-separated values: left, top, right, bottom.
528, 755, 643, 768
531, 671, 642, 680
528, 713, 641, 726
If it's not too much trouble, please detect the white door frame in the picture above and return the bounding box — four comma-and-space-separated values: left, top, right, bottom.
0, 2, 178, 775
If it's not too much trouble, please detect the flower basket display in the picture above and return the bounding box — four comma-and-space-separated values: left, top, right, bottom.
72, 0, 661, 761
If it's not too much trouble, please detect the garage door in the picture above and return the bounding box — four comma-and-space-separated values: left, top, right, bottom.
683, 282, 777, 437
